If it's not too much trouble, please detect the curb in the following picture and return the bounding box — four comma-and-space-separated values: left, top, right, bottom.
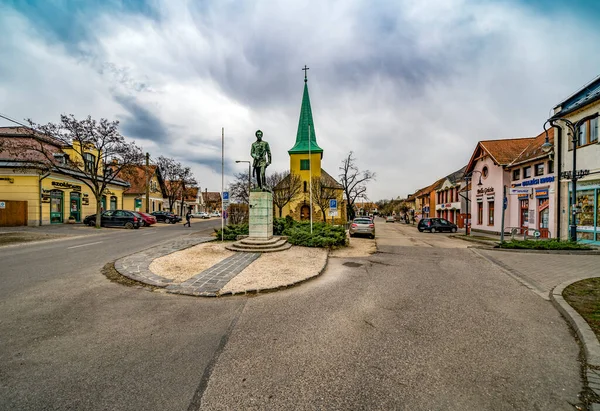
551, 276, 600, 408
551, 277, 600, 368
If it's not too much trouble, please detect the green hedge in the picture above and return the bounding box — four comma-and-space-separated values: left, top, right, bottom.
499, 239, 592, 250
215, 217, 347, 248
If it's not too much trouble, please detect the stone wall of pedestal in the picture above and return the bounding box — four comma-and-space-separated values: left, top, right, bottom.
249, 191, 273, 239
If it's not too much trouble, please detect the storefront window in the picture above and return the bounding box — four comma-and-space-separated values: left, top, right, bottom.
577, 190, 595, 229
110, 196, 117, 210
520, 199, 529, 228
50, 190, 63, 224
477, 202, 483, 225
69, 192, 81, 222
488, 201, 494, 225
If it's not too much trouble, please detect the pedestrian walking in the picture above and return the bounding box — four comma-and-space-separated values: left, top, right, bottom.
184, 210, 192, 227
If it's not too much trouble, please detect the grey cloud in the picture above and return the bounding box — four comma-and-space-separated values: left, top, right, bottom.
113, 94, 169, 142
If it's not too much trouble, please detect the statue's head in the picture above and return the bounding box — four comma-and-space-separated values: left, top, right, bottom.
255, 130, 263, 140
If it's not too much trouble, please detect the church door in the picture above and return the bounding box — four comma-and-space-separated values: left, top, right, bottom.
300, 205, 310, 220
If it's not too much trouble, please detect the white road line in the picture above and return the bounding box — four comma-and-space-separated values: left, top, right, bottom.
67, 241, 103, 249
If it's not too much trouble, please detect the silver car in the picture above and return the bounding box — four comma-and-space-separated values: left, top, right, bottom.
349, 217, 375, 239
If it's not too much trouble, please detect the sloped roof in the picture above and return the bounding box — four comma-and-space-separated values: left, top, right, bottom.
184, 187, 199, 202
320, 169, 343, 189
554, 75, 600, 117
118, 165, 159, 194
509, 128, 554, 166
465, 137, 533, 173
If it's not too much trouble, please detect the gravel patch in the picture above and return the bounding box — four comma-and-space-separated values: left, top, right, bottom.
149, 241, 234, 283
330, 236, 376, 258
220, 246, 328, 294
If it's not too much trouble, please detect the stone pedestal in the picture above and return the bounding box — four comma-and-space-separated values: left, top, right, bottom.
249, 191, 273, 239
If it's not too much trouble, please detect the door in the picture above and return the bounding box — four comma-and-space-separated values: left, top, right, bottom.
110, 196, 117, 210
300, 205, 310, 220
101, 196, 107, 212
50, 190, 63, 224
102, 210, 114, 226
520, 199, 529, 234
539, 208, 549, 238
69, 192, 81, 222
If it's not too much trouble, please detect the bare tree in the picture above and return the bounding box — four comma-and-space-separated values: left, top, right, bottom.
270, 171, 302, 218
229, 170, 252, 204
156, 156, 197, 213
15, 115, 144, 228
339, 151, 375, 221
311, 175, 340, 222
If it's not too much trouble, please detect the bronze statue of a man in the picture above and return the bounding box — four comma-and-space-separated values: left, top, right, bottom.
251, 130, 271, 190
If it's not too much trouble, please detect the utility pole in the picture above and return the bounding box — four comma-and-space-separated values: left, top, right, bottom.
500, 185, 507, 242
145, 152, 150, 213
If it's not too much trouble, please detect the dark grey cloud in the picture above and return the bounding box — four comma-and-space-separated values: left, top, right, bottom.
113, 94, 169, 142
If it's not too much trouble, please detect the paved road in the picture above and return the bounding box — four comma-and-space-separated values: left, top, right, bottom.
0, 218, 585, 410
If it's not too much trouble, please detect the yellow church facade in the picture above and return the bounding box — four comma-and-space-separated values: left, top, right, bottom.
276, 74, 346, 224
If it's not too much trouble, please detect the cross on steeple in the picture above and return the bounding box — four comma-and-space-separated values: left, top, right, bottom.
302, 65, 309, 83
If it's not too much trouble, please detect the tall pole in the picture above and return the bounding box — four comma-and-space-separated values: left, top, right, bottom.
221, 127, 224, 242
466, 178, 470, 236
500, 185, 506, 242
308, 123, 313, 234
145, 152, 150, 213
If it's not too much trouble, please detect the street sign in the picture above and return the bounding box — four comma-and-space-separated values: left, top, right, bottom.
509, 187, 531, 195
222, 191, 229, 201
423, 206, 429, 213
328, 210, 338, 217
329, 199, 337, 210
223, 211, 228, 219
503, 197, 508, 210
0, 201, 5, 209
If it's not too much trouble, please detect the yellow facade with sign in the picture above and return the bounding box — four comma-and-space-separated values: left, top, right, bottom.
0, 168, 126, 226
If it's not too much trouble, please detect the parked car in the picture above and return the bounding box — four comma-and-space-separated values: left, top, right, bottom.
83, 210, 141, 229
150, 211, 182, 224
192, 212, 209, 219
385, 215, 395, 223
209, 211, 221, 217
417, 218, 458, 233
132, 211, 157, 227
349, 217, 375, 239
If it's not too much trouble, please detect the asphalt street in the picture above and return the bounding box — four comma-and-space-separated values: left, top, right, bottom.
0, 218, 584, 410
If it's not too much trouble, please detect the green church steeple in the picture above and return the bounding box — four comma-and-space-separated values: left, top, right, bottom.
288, 67, 323, 156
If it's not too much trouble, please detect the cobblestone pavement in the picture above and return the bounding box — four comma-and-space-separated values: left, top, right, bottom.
114, 237, 213, 287
166, 252, 260, 296
475, 248, 600, 298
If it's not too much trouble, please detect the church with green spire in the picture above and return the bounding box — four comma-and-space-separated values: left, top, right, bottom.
274, 68, 346, 223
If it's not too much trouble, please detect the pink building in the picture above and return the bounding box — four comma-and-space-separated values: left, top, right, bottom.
465, 138, 536, 235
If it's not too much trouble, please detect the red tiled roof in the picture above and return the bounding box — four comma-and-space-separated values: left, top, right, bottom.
184, 187, 199, 202
466, 137, 534, 173
117, 165, 158, 194
510, 128, 554, 166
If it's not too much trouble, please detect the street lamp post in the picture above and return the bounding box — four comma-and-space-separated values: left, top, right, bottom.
235, 160, 252, 203
544, 112, 598, 242
464, 170, 483, 236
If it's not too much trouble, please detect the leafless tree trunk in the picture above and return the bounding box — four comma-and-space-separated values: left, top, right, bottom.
270, 171, 302, 218
156, 156, 196, 213
339, 151, 375, 221
311, 176, 339, 222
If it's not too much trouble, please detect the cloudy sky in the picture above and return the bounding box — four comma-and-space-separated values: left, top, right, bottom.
1, 0, 600, 201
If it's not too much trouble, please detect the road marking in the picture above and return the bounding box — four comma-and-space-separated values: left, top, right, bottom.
67, 241, 103, 249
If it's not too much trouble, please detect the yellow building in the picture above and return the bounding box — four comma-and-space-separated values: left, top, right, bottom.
275, 74, 346, 223
0, 127, 129, 226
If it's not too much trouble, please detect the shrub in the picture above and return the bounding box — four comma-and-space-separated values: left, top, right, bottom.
283, 221, 347, 248
214, 223, 248, 241
499, 239, 592, 250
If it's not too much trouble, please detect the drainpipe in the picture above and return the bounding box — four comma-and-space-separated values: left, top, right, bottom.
555, 126, 562, 240
39, 172, 51, 226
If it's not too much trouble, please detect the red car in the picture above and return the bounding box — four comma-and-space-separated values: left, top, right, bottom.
132, 212, 157, 227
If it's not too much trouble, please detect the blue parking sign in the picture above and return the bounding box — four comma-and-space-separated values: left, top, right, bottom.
329, 199, 337, 209
223, 191, 229, 201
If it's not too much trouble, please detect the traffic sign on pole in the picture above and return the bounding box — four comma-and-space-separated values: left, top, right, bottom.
329, 199, 337, 210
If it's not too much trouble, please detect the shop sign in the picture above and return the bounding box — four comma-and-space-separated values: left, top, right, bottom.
0, 201, 5, 209
561, 170, 589, 180
535, 188, 549, 198
522, 176, 555, 186
41, 189, 51, 202
82, 193, 89, 205
477, 187, 494, 195
52, 181, 81, 191
509, 187, 531, 195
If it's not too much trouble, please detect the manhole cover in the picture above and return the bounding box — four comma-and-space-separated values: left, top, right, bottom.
343, 262, 363, 268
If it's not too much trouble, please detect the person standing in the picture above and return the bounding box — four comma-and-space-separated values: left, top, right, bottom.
184, 209, 192, 227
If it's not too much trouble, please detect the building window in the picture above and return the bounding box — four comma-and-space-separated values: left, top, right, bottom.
548, 160, 554, 174
300, 159, 310, 170
591, 117, 598, 143
488, 201, 494, 225
84, 153, 95, 173
523, 166, 531, 179
578, 123, 587, 147
534, 163, 544, 176
512, 169, 520, 181
482, 166, 489, 178
303, 181, 307, 193
477, 202, 483, 225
